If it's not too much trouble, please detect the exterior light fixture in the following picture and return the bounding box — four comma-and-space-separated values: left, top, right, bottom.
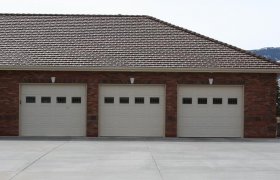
130, 77, 135, 84
51, 77, 56, 83
209, 78, 213, 85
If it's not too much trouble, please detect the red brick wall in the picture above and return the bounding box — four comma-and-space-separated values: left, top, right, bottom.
0, 71, 277, 137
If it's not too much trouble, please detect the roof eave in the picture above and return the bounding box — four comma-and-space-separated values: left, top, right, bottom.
0, 66, 280, 73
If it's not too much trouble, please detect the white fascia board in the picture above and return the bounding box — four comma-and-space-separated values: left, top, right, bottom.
0, 66, 280, 73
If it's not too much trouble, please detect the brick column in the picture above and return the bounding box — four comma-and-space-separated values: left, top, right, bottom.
86, 82, 98, 137
165, 81, 177, 137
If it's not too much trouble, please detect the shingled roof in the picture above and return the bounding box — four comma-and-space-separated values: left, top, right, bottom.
0, 13, 279, 73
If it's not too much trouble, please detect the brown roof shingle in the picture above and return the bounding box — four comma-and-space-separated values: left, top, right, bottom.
0, 13, 279, 72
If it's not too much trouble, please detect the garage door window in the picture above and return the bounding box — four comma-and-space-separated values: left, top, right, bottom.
26, 96, 36, 103
72, 97, 81, 104
135, 97, 144, 104
120, 97, 129, 104
104, 97, 114, 104
213, 98, 222, 104
150, 97, 160, 104
57, 97, 66, 103
182, 97, 192, 104
228, 98, 238, 105
41, 97, 51, 103
198, 98, 207, 104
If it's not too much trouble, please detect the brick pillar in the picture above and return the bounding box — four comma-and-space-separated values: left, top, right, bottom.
165, 81, 177, 137
86, 82, 98, 137
0, 74, 19, 136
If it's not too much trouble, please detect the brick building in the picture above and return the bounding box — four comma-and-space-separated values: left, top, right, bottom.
0, 14, 279, 137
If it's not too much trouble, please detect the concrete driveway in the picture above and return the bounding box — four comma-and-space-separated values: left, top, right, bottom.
0, 138, 280, 180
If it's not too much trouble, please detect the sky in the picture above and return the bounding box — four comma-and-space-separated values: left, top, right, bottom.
0, 0, 279, 50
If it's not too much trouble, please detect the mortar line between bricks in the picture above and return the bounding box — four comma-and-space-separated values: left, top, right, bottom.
9, 140, 69, 180
147, 144, 164, 180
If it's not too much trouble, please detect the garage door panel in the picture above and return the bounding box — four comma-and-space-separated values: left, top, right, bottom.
22, 110, 51, 117
178, 85, 243, 137
20, 84, 86, 136
99, 85, 165, 137
101, 127, 163, 137
180, 113, 241, 118
22, 127, 84, 136
179, 117, 242, 127
21, 121, 86, 136
178, 126, 242, 137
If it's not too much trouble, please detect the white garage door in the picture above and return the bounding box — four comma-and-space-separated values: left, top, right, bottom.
20, 84, 86, 136
178, 85, 243, 137
99, 85, 165, 137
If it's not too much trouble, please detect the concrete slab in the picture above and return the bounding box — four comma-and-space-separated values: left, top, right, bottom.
13, 171, 162, 180
0, 172, 16, 180
161, 171, 280, 180
0, 138, 280, 180
23, 159, 157, 172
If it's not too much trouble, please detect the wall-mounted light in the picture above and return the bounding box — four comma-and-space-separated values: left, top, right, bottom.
209, 78, 213, 85
51, 77, 56, 83
130, 77, 135, 84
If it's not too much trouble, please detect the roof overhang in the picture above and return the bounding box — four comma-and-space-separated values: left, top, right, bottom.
0, 66, 280, 73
